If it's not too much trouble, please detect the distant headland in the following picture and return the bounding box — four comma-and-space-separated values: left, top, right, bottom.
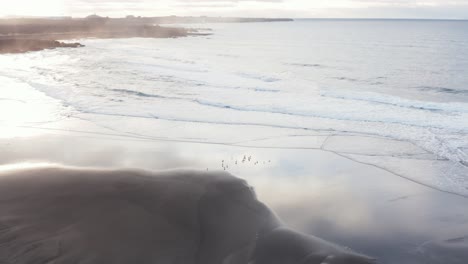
0, 15, 293, 54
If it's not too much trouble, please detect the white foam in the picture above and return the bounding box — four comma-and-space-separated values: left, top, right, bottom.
321, 89, 468, 113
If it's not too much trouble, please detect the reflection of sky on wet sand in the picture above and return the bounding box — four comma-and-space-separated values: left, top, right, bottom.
1, 126, 467, 264
0, 76, 69, 138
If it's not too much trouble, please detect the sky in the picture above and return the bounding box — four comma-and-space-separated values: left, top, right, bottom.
1, 0, 468, 19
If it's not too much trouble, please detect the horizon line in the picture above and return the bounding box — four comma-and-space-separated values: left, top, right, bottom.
1, 15, 467, 21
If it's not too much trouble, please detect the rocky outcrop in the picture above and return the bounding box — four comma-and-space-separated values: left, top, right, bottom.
0, 18, 191, 54
0, 39, 84, 54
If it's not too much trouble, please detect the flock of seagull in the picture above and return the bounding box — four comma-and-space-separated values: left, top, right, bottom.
217, 155, 272, 171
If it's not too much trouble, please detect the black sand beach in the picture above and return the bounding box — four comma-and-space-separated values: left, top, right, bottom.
0, 166, 378, 264
0, 123, 467, 263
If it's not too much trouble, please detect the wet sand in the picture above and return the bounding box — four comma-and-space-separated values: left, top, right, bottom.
0, 121, 467, 264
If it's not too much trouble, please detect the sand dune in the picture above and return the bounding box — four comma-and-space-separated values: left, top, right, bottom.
0, 167, 375, 264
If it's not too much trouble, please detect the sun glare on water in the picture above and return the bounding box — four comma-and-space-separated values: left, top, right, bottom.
0, 76, 63, 138
0, 162, 58, 172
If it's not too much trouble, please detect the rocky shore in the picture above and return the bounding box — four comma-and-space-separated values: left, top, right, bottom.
0, 39, 84, 54
0, 17, 191, 54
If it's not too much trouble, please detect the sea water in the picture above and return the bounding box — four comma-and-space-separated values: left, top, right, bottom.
1, 19, 467, 195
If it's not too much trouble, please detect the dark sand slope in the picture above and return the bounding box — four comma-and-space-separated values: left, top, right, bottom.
0, 167, 375, 264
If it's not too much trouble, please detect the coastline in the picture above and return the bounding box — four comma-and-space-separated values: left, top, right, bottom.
0, 24, 189, 54
0, 16, 293, 54
0, 39, 84, 53
0, 20, 186, 54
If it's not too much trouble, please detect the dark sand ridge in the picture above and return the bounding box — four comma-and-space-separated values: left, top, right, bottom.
0, 167, 375, 264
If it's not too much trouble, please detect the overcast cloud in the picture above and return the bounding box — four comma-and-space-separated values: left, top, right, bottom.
1, 0, 467, 19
